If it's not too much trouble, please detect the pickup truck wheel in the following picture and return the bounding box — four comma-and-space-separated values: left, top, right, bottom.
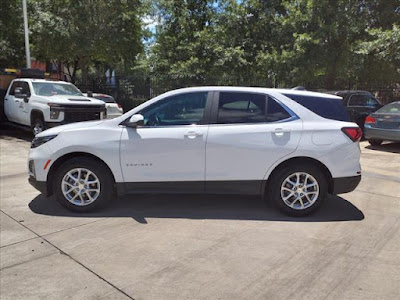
31, 117, 46, 136
53, 157, 114, 212
269, 164, 327, 217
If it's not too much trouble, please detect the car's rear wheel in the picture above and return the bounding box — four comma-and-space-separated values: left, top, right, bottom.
269, 164, 327, 216
368, 139, 383, 146
53, 157, 114, 212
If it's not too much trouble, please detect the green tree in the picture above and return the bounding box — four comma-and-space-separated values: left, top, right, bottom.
29, 0, 144, 84
0, 0, 25, 68
150, 0, 220, 78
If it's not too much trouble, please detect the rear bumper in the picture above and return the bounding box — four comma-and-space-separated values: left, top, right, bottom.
364, 127, 400, 142
28, 176, 48, 196
332, 175, 361, 194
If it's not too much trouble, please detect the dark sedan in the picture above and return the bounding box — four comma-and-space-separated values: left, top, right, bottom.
364, 101, 400, 146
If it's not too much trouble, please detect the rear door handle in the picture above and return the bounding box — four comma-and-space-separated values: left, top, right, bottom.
185, 131, 202, 139
274, 128, 289, 137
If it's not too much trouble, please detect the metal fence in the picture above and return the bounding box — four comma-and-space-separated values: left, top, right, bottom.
76, 75, 400, 111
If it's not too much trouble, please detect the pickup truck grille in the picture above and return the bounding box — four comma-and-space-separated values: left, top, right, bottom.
64, 111, 102, 122
51, 104, 106, 123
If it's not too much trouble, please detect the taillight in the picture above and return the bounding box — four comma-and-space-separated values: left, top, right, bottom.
341, 127, 362, 142
117, 103, 122, 109
365, 115, 376, 124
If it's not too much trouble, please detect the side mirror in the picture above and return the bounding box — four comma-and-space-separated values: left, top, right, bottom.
126, 114, 144, 128
87, 91, 93, 97
15, 88, 29, 102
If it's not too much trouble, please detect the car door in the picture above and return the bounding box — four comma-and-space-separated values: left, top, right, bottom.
16, 81, 32, 126
4, 81, 21, 123
205, 91, 302, 194
119, 91, 212, 193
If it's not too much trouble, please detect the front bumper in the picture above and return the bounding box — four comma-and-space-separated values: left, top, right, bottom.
29, 176, 48, 196
332, 175, 361, 194
364, 127, 400, 142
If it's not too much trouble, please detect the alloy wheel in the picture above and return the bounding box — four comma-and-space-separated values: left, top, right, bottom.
280, 172, 319, 210
61, 168, 101, 206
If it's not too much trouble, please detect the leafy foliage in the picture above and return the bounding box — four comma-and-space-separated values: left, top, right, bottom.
1, 0, 399, 91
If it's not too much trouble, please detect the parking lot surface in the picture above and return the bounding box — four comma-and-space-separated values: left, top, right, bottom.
1, 126, 399, 299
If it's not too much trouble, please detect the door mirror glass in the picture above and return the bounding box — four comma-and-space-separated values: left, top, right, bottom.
126, 114, 144, 128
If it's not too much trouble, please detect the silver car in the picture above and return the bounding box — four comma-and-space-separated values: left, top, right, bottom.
364, 101, 400, 146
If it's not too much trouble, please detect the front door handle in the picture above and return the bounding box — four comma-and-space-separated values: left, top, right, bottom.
185, 131, 202, 139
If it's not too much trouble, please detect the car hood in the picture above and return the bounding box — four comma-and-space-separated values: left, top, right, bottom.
36, 120, 105, 137
37, 94, 105, 105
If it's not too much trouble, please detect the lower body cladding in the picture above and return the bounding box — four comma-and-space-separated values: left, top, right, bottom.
29, 177, 361, 197
364, 127, 400, 142
99, 177, 361, 197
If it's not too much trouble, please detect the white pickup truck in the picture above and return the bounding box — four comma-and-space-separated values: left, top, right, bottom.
4, 78, 107, 135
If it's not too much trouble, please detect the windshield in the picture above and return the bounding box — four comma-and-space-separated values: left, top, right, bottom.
377, 102, 400, 114
32, 82, 82, 96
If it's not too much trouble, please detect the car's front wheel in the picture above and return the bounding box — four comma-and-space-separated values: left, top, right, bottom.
31, 117, 46, 136
269, 164, 327, 216
53, 157, 114, 212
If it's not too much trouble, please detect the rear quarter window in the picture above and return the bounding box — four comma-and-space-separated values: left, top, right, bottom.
283, 94, 350, 122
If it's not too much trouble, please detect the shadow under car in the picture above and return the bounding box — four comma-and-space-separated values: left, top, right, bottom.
29, 194, 364, 224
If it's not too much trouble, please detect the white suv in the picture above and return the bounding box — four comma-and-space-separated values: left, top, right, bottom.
28, 87, 362, 216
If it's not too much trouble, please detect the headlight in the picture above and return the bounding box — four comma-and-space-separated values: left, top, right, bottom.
48, 103, 61, 119
31, 135, 58, 149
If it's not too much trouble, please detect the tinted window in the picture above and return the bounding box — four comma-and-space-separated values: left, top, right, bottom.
9, 81, 30, 96
217, 92, 290, 124
19, 82, 31, 96
348, 94, 379, 107
140, 92, 207, 126
266, 97, 291, 122
283, 93, 349, 122
8, 82, 19, 96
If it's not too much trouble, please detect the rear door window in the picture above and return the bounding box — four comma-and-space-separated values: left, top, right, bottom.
217, 92, 291, 124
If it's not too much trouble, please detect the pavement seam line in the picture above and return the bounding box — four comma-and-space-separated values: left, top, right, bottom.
0, 236, 39, 249
0, 210, 135, 300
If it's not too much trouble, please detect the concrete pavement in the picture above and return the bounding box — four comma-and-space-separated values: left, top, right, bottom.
1, 126, 399, 299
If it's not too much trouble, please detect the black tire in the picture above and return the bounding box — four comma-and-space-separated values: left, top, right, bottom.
368, 139, 382, 146
53, 157, 114, 212
31, 116, 46, 136
269, 164, 328, 217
